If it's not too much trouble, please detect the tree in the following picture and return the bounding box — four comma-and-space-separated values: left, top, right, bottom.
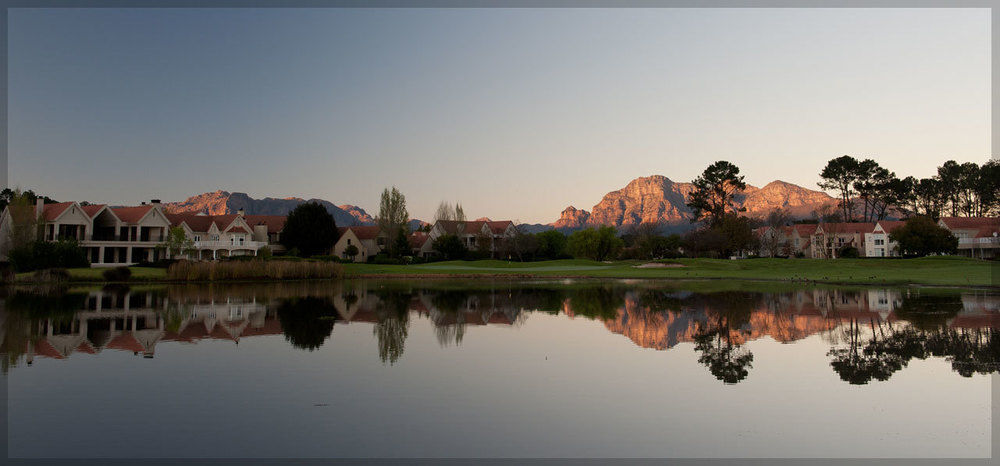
499, 225, 538, 261
912, 177, 946, 219
759, 209, 791, 257
343, 244, 359, 261
535, 230, 568, 259
716, 214, 758, 258
937, 160, 964, 216
392, 226, 411, 258
158, 226, 195, 259
889, 216, 959, 257
434, 201, 467, 222
377, 187, 409, 257
275, 297, 339, 351
280, 202, 338, 257
818, 155, 862, 222
0, 188, 55, 213
566, 226, 624, 261
686, 161, 747, 226
432, 233, 467, 260
2, 189, 41, 252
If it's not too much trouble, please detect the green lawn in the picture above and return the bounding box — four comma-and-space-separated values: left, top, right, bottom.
15, 266, 167, 282
343, 256, 995, 287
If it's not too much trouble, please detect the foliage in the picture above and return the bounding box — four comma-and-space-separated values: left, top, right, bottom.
837, 246, 860, 259
818, 155, 862, 222
566, 226, 624, 261
686, 160, 747, 226
343, 244, 359, 261
889, 216, 959, 257
0, 188, 56, 213
102, 266, 132, 282
158, 226, 196, 258
434, 201, 466, 222
280, 202, 338, 257
432, 234, 467, 260
535, 230, 568, 259
275, 297, 339, 351
683, 215, 756, 258
377, 187, 409, 257
9, 240, 89, 272
166, 259, 343, 281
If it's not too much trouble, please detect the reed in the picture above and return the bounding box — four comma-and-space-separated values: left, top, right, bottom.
166, 260, 343, 281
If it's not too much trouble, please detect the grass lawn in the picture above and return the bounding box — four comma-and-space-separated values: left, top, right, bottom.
15, 266, 167, 282
343, 256, 996, 287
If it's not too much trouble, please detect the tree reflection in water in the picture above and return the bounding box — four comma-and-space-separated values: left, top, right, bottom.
2, 282, 998, 385
275, 297, 339, 351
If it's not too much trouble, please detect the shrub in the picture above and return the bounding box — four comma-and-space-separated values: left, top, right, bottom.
134, 258, 177, 269
9, 240, 89, 272
567, 226, 623, 261
890, 216, 959, 257
311, 255, 341, 263
31, 268, 70, 283
102, 266, 132, 282
432, 234, 467, 260
166, 259, 343, 281
837, 246, 860, 258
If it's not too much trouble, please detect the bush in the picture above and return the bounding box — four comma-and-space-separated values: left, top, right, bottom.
9, 240, 89, 272
102, 266, 132, 282
432, 234, 467, 261
134, 258, 177, 269
837, 246, 860, 258
890, 216, 959, 257
166, 259, 343, 281
311, 255, 342, 263
31, 268, 70, 283
567, 226, 623, 261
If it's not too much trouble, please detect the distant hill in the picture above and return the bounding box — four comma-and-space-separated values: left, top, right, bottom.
164, 191, 379, 227
550, 175, 836, 231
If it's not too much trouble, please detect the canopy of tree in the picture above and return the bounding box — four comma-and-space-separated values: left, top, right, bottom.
280, 202, 339, 257
889, 216, 959, 257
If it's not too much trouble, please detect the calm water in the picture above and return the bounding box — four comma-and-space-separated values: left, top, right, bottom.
2, 279, 996, 458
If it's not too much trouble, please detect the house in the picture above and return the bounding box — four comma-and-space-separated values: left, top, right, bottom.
332, 226, 384, 262
938, 217, 1000, 259
166, 211, 271, 260
0, 198, 175, 265
755, 223, 817, 257
244, 215, 287, 254
409, 231, 430, 256
419, 219, 516, 258
809, 222, 876, 258
864, 221, 905, 257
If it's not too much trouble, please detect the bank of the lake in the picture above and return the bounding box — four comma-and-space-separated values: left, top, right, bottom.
10, 256, 995, 287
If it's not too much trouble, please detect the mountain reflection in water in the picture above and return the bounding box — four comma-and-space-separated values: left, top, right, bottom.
2, 280, 998, 385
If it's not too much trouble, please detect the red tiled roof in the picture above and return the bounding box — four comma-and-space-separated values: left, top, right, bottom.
34, 339, 66, 359
75, 341, 97, 354
876, 221, 906, 233
939, 217, 1000, 230
817, 222, 876, 234
791, 224, 818, 236
80, 204, 108, 219
243, 215, 286, 234
344, 225, 381, 240
111, 205, 155, 224
167, 213, 240, 233
106, 333, 145, 353
487, 220, 514, 234
226, 224, 251, 234
41, 202, 74, 221
409, 232, 429, 249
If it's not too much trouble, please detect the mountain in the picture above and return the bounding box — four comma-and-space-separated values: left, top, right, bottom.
165, 190, 376, 227
550, 175, 836, 230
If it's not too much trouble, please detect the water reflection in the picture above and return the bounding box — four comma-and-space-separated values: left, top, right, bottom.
2, 281, 998, 385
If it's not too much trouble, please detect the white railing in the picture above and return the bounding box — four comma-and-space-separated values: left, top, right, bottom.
958, 237, 999, 245
192, 240, 269, 250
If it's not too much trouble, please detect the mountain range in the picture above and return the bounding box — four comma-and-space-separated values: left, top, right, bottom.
164, 177, 835, 233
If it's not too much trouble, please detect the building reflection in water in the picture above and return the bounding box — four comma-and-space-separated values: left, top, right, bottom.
2, 281, 997, 385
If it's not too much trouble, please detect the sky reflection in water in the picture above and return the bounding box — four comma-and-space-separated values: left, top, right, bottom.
3, 279, 995, 458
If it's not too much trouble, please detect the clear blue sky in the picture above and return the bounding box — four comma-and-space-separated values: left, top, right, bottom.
8, 8, 990, 223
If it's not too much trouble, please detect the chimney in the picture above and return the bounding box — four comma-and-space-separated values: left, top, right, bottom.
237, 208, 245, 217
150, 199, 161, 206
35, 198, 44, 218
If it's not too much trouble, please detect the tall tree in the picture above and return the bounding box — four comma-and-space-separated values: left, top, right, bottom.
280, 202, 338, 257
818, 155, 862, 222
937, 160, 964, 216
686, 161, 747, 226
377, 187, 409, 257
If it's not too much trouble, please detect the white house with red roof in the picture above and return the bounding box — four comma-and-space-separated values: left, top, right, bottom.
166, 211, 272, 260
332, 225, 384, 262
864, 221, 905, 257
0, 198, 176, 265
938, 217, 1000, 259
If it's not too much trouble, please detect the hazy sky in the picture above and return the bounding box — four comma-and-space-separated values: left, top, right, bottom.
8, 8, 990, 223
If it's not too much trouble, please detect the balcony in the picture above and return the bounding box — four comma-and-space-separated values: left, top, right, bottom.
192, 240, 269, 250
958, 237, 999, 246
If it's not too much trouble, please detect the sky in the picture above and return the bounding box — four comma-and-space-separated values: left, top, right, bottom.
7, 8, 991, 223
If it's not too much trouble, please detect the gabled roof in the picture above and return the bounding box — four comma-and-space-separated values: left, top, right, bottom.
80, 204, 109, 219
111, 205, 155, 224
167, 213, 240, 233
790, 224, 818, 236
875, 220, 906, 233
340, 225, 381, 240
243, 215, 286, 234
816, 222, 876, 235
435, 220, 487, 235
41, 202, 74, 221
487, 220, 514, 234
939, 217, 1000, 230
409, 231, 429, 249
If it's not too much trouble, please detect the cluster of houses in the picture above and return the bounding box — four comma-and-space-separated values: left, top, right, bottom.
0, 198, 517, 266
754, 217, 999, 259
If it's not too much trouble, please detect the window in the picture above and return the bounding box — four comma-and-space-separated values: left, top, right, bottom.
875, 239, 884, 246
347, 239, 352, 245
193, 235, 201, 242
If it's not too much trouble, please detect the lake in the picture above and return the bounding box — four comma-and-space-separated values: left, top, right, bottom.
2, 279, 996, 458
